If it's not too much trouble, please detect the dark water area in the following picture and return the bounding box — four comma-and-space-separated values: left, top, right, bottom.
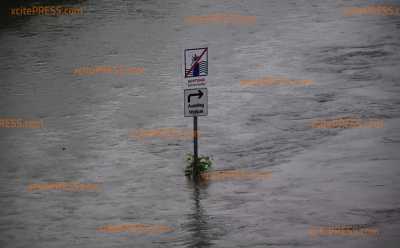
1, 0, 400, 247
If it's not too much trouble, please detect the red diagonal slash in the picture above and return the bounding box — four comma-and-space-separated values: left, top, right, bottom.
185, 48, 208, 77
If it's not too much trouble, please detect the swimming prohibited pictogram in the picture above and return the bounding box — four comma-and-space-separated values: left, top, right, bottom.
184, 48, 208, 78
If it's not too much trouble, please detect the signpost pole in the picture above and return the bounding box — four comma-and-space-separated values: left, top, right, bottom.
193, 116, 199, 178
184, 47, 208, 180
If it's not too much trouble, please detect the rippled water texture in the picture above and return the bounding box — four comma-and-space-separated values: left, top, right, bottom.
0, 0, 400, 247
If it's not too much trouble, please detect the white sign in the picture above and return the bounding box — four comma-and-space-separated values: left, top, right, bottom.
184, 88, 208, 117
184, 47, 208, 87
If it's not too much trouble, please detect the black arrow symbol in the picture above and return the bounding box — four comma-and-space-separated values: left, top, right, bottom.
188, 90, 204, 103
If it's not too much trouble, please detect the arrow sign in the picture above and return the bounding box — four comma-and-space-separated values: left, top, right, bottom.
188, 89, 204, 103
184, 88, 208, 117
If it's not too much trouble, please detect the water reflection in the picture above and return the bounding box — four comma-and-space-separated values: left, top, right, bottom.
185, 180, 212, 248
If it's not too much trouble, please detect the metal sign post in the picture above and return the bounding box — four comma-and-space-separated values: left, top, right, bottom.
184, 88, 208, 179
184, 47, 208, 179
193, 116, 199, 177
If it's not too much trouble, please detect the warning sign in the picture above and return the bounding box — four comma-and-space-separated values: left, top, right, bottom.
184, 47, 208, 78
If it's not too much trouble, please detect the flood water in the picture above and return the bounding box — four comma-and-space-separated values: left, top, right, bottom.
1, 0, 400, 247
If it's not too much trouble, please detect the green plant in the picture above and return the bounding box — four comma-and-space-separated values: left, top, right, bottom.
184, 153, 213, 176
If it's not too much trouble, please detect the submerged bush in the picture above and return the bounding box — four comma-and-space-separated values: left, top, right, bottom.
185, 153, 213, 176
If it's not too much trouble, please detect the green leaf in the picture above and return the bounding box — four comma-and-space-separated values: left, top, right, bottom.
184, 154, 213, 175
